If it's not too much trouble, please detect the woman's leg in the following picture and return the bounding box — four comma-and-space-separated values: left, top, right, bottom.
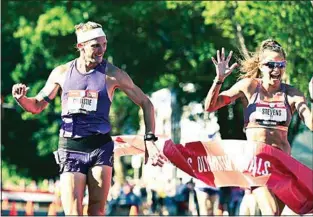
252, 187, 285, 215
274, 194, 286, 216
281, 205, 299, 215
60, 172, 87, 215
87, 165, 113, 215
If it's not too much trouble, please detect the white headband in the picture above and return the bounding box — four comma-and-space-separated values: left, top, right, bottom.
76, 28, 106, 43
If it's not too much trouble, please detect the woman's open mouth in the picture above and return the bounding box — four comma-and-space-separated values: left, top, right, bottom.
270, 72, 281, 80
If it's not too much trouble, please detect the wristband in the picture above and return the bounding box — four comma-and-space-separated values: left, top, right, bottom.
144, 133, 158, 142
216, 80, 223, 85
43, 96, 52, 103
14, 96, 23, 101
38, 90, 52, 103
214, 78, 224, 85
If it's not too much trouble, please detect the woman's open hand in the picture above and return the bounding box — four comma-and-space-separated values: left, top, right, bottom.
211, 48, 238, 81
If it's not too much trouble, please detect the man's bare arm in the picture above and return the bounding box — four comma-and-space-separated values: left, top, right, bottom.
112, 67, 155, 133
12, 65, 65, 114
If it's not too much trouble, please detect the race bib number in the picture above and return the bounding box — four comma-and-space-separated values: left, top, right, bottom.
255, 103, 287, 124
68, 90, 98, 114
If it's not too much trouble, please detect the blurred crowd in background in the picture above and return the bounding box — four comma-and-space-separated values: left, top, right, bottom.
106, 177, 247, 216
1, 176, 260, 216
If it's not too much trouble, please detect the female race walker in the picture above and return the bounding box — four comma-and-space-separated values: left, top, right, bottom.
204, 38, 313, 215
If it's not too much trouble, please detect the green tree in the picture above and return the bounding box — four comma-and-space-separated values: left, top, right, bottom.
2, 1, 312, 180
200, 1, 313, 141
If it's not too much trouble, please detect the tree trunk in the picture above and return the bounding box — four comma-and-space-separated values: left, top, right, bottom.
235, 23, 250, 59
228, 1, 250, 59
171, 88, 182, 144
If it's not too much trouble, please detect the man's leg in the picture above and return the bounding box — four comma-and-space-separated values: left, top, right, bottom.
60, 172, 87, 215
87, 165, 113, 215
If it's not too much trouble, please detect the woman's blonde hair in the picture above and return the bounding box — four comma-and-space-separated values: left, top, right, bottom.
238, 39, 286, 80
74, 21, 102, 35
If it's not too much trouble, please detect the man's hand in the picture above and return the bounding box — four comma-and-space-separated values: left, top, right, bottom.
12, 83, 29, 100
144, 141, 167, 167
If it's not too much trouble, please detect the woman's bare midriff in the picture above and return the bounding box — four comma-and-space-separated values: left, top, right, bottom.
245, 128, 291, 155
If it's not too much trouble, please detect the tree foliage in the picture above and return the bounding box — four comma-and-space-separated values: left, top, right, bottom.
2, 1, 312, 179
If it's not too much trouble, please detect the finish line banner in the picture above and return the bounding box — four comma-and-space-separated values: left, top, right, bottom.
112, 136, 313, 214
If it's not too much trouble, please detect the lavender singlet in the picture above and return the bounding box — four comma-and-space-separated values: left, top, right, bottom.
59, 59, 111, 138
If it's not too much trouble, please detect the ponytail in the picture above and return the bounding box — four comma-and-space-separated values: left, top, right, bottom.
238, 39, 286, 80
